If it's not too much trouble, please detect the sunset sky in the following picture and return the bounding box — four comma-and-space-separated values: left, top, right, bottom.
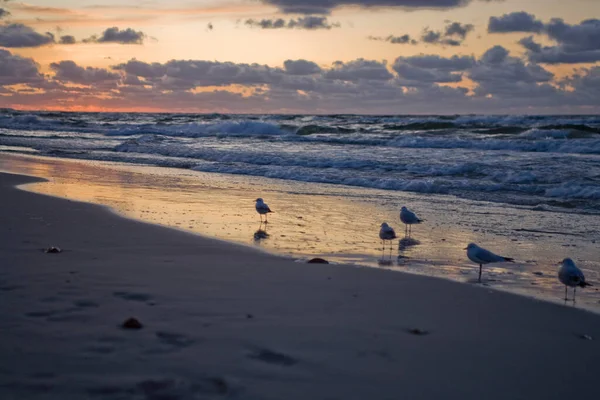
1, 0, 599, 113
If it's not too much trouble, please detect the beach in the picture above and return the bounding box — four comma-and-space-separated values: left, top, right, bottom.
1, 170, 600, 399
1, 152, 599, 313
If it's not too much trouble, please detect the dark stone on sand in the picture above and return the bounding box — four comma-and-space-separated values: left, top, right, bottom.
122, 317, 143, 330
307, 258, 329, 264
246, 314, 254, 319
408, 328, 429, 336
533, 272, 544, 276
580, 334, 593, 340
44, 247, 62, 254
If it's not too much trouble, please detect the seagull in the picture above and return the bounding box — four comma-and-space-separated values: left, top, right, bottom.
400, 206, 423, 236
465, 243, 514, 283
558, 258, 591, 302
379, 222, 397, 257
255, 198, 273, 223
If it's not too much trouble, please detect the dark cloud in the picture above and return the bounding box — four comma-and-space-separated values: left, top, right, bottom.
0, 49, 44, 86
371, 21, 473, 47
84, 27, 146, 44
392, 54, 473, 86
398, 54, 475, 70
261, 0, 494, 15
244, 16, 340, 30
284, 59, 322, 75
368, 34, 417, 44
324, 59, 393, 81
517, 18, 600, 64
444, 21, 474, 39
0, 23, 54, 47
421, 21, 474, 46
0, 8, 10, 18
50, 60, 121, 86
470, 45, 554, 99
5, 44, 599, 114
113, 59, 284, 89
488, 11, 544, 33
59, 35, 76, 44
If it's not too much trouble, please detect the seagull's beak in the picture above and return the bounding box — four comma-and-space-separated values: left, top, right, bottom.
463, 247, 468, 250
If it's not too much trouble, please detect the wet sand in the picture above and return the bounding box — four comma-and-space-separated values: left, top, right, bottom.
1, 153, 599, 312
1, 170, 600, 399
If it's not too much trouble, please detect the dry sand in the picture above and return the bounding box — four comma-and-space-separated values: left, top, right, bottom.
1, 172, 599, 400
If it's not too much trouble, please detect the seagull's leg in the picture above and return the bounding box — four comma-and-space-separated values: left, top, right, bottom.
478, 264, 482, 283
565, 285, 568, 301
574, 287, 577, 303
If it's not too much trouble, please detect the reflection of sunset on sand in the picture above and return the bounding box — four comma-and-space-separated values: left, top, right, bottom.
2, 153, 599, 312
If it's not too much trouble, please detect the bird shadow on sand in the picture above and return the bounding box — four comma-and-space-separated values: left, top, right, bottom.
253, 222, 269, 241
398, 237, 420, 251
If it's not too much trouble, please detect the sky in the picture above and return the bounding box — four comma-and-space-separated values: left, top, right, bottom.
1, 0, 599, 114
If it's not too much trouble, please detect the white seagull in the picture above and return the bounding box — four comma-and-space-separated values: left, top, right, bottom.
400, 206, 423, 236
465, 243, 514, 283
558, 258, 591, 302
255, 198, 273, 223
379, 222, 397, 257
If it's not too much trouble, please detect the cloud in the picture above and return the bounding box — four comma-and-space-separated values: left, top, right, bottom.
487, 11, 544, 33
50, 60, 121, 86
470, 45, 554, 98
324, 59, 394, 81
4, 44, 599, 114
368, 34, 417, 44
59, 35, 76, 45
392, 54, 474, 85
0, 23, 55, 47
84, 27, 146, 44
0, 48, 44, 86
244, 16, 340, 30
261, 0, 495, 15
516, 18, 600, 64
444, 21, 474, 39
371, 21, 473, 46
284, 59, 322, 75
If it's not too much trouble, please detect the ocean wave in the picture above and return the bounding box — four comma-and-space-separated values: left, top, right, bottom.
545, 184, 600, 200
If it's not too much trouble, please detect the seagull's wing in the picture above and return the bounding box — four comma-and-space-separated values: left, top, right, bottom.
476, 247, 511, 263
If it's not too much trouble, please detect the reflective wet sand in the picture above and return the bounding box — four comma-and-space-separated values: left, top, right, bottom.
2, 152, 599, 312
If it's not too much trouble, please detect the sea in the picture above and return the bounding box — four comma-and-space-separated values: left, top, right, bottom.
1, 109, 599, 310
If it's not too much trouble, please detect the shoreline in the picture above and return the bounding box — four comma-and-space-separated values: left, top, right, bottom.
2, 152, 599, 313
1, 170, 600, 398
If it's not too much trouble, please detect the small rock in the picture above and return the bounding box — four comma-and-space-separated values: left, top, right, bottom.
408, 328, 429, 336
581, 334, 593, 340
246, 314, 254, 319
327, 277, 332, 280
307, 258, 329, 264
44, 247, 62, 254
122, 317, 143, 330
533, 272, 544, 276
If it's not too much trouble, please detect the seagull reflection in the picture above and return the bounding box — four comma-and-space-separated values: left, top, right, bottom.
253, 222, 269, 241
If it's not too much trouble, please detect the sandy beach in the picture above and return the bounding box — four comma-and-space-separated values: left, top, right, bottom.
1, 170, 600, 399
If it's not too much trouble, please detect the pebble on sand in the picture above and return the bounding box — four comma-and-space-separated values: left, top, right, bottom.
307, 258, 329, 264
408, 328, 429, 336
44, 247, 62, 254
122, 317, 143, 330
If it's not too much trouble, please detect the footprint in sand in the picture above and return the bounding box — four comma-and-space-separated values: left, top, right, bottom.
113, 291, 153, 303
248, 348, 298, 366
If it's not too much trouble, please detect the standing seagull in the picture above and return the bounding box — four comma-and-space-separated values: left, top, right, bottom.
400, 206, 423, 236
255, 198, 273, 223
465, 243, 514, 283
379, 222, 397, 258
558, 258, 591, 302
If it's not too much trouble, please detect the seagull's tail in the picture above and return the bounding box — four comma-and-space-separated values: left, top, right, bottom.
503, 257, 515, 263
580, 281, 592, 288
